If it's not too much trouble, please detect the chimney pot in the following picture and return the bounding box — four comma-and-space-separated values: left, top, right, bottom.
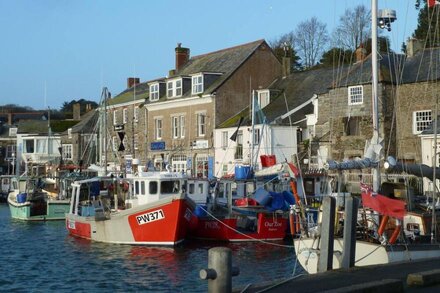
355, 45, 367, 62
406, 38, 421, 58
73, 103, 81, 120
175, 43, 190, 72
127, 77, 140, 89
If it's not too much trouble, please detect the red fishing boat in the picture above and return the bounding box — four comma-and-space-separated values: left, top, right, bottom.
66, 170, 195, 245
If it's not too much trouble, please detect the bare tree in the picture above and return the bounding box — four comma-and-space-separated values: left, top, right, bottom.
269, 32, 302, 71
294, 17, 329, 68
333, 5, 371, 50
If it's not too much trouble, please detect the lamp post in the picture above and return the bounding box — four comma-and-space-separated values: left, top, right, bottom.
11, 153, 15, 175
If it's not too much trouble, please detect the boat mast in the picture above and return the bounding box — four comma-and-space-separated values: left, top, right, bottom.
431, 101, 438, 243
371, 0, 380, 192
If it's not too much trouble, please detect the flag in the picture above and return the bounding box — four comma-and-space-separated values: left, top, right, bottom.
360, 183, 406, 220
118, 131, 125, 151
230, 116, 244, 142
428, 0, 440, 8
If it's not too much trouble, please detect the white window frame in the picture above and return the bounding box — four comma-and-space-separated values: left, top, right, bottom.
253, 128, 260, 145
167, 79, 183, 98
113, 109, 118, 125
257, 90, 270, 109
221, 131, 228, 148
123, 108, 128, 124
197, 112, 206, 137
180, 115, 185, 138
155, 118, 163, 140
172, 116, 180, 138
171, 155, 187, 173
196, 155, 208, 178
150, 83, 160, 101
62, 144, 73, 160
192, 74, 203, 95
413, 110, 432, 134
348, 85, 363, 105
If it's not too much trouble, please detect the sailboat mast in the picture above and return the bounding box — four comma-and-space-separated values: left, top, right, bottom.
431, 101, 438, 243
371, 0, 380, 192
251, 90, 256, 169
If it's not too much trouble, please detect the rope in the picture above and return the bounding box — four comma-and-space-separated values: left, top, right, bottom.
197, 205, 294, 248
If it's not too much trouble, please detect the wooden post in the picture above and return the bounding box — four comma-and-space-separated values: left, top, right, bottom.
342, 196, 360, 269
318, 196, 336, 273
200, 247, 239, 293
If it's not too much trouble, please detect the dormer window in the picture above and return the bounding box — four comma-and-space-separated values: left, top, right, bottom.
257, 90, 270, 109
192, 74, 203, 95
167, 79, 183, 98
150, 83, 160, 101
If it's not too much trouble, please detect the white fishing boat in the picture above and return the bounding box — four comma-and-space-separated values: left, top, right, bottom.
293, 0, 440, 274
66, 168, 196, 245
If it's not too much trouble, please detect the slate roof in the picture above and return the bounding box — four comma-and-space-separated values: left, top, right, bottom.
68, 110, 99, 134
17, 120, 77, 135
107, 82, 149, 106
402, 48, 440, 83
335, 53, 405, 87
219, 67, 338, 128
176, 39, 266, 93
109, 40, 269, 106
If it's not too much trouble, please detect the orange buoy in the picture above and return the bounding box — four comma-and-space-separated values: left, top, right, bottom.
378, 215, 389, 236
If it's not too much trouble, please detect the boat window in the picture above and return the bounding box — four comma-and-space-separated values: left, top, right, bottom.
135, 181, 140, 195
149, 181, 158, 194
198, 183, 204, 194
161, 180, 180, 194
218, 183, 225, 199
141, 181, 145, 195
407, 223, 420, 232
188, 183, 195, 194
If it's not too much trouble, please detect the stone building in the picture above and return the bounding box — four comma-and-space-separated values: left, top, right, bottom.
395, 42, 440, 164
106, 40, 282, 177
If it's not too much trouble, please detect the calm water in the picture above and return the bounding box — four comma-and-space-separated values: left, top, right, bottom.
0, 204, 301, 292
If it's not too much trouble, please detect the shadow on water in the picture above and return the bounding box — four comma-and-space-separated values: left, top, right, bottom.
0, 205, 301, 292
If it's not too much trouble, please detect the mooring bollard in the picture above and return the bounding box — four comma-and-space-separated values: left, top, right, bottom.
200, 247, 240, 293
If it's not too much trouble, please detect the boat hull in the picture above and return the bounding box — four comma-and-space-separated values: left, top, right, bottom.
189, 212, 288, 242
66, 195, 194, 246
8, 197, 70, 221
294, 237, 440, 274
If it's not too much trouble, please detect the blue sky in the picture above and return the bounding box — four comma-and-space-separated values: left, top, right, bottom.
0, 0, 419, 110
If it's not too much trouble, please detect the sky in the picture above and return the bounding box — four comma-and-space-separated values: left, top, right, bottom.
0, 0, 419, 110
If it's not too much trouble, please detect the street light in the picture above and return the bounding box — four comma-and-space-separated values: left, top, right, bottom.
11, 153, 15, 175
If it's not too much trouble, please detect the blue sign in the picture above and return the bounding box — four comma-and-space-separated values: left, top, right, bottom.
150, 141, 165, 150
208, 156, 214, 179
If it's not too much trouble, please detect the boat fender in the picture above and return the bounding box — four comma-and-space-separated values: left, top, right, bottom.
389, 220, 402, 244
378, 215, 389, 236
289, 208, 296, 235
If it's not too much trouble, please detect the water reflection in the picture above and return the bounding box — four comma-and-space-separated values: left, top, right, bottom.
0, 205, 299, 292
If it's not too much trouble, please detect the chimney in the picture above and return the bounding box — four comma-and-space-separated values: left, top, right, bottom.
175, 43, 190, 72
86, 103, 92, 112
355, 45, 367, 62
7, 113, 12, 125
127, 77, 140, 89
73, 103, 81, 120
406, 38, 422, 58
282, 57, 291, 77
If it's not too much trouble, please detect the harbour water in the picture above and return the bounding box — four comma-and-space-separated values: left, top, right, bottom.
0, 205, 301, 292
